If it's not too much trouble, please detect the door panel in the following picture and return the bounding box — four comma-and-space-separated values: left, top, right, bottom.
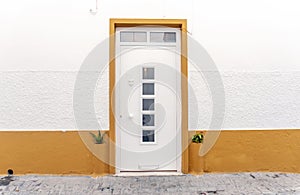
116, 28, 181, 172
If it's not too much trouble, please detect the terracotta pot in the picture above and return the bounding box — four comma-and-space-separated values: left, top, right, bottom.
189, 142, 204, 173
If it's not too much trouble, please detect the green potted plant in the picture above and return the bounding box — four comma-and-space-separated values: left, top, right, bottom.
87, 130, 109, 162
90, 131, 106, 144
192, 133, 204, 144
189, 132, 204, 173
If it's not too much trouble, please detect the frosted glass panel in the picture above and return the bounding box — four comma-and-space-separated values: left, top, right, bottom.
143, 99, 155, 110
120, 32, 147, 42
150, 32, 176, 42
142, 114, 155, 126
142, 130, 155, 142
142, 67, 154, 79
134, 32, 147, 42
120, 32, 133, 42
143, 83, 154, 95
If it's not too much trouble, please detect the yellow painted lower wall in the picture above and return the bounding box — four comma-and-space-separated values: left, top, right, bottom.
0, 132, 109, 175
200, 130, 300, 173
0, 130, 300, 175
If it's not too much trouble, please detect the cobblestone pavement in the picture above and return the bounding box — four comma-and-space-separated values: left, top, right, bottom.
0, 173, 300, 194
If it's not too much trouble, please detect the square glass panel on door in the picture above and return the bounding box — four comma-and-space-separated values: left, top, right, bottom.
142, 83, 155, 95
142, 99, 154, 111
142, 130, 155, 142
143, 67, 155, 79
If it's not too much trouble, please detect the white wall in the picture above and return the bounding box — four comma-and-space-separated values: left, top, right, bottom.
0, 0, 299, 130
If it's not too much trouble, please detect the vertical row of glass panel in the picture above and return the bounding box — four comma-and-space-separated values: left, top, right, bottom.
142, 67, 155, 143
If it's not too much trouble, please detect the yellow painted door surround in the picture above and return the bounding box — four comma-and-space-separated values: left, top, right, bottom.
109, 18, 188, 174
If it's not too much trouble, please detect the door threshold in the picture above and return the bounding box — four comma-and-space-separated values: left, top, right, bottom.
114, 172, 183, 177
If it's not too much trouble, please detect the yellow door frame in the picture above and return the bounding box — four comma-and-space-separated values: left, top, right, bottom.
109, 18, 188, 174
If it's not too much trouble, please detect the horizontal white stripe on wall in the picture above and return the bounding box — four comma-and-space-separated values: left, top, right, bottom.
0, 71, 299, 130
188, 71, 300, 130
0, 71, 109, 130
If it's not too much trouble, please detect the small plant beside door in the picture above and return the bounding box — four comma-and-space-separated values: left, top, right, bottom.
192, 133, 204, 144
90, 131, 106, 144
189, 132, 204, 173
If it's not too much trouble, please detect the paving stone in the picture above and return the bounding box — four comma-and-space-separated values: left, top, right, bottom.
0, 173, 299, 194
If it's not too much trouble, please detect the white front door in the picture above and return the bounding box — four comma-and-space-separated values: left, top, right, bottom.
115, 28, 181, 172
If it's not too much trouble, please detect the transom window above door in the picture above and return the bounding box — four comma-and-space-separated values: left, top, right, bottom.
120, 32, 147, 42
119, 31, 177, 44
